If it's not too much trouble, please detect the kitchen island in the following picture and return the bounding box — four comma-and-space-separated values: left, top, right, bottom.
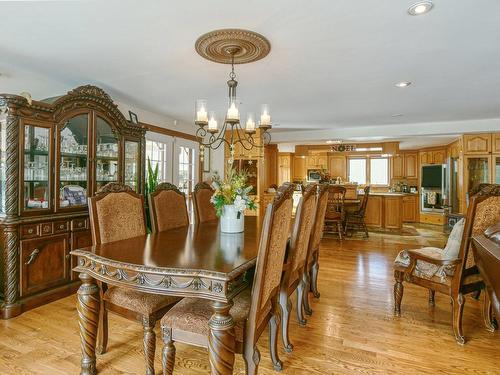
360, 192, 418, 230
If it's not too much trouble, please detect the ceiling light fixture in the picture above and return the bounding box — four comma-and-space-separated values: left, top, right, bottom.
326, 140, 342, 144
408, 1, 433, 16
391, 113, 403, 117
194, 29, 272, 161
395, 81, 412, 88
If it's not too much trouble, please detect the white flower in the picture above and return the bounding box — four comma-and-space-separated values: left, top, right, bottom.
233, 195, 247, 212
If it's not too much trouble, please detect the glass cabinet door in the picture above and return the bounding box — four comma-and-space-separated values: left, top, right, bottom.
59, 114, 89, 208
23, 124, 51, 211
494, 155, 500, 184
466, 156, 490, 193
95, 117, 119, 192
124, 140, 140, 192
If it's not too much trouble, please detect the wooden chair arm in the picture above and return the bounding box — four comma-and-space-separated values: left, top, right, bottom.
406, 249, 461, 266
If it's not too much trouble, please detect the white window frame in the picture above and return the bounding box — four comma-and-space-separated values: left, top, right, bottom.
347, 155, 390, 186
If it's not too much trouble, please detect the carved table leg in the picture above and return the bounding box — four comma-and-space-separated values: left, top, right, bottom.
77, 272, 100, 375
394, 271, 404, 316
208, 300, 236, 375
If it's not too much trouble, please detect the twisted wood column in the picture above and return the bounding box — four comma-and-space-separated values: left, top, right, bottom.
142, 316, 156, 375
1, 113, 20, 313
208, 300, 236, 375
77, 272, 100, 375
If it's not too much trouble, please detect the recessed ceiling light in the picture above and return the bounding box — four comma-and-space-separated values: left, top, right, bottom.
391, 113, 403, 117
326, 139, 342, 144
395, 81, 411, 88
408, 1, 433, 16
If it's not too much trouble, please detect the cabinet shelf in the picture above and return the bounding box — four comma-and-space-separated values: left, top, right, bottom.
60, 152, 88, 158
24, 149, 49, 156
96, 155, 118, 161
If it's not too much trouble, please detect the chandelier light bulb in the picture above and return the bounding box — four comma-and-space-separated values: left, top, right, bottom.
208, 111, 218, 133
195, 99, 208, 125
245, 113, 256, 133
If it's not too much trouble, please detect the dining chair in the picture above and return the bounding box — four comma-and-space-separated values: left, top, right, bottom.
303, 183, 330, 315
193, 181, 218, 223
394, 183, 500, 344
323, 185, 346, 239
160, 183, 295, 374
88, 182, 180, 375
279, 183, 317, 353
344, 185, 370, 238
148, 182, 189, 232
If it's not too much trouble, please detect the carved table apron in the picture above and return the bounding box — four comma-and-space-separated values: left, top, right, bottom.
72, 217, 261, 375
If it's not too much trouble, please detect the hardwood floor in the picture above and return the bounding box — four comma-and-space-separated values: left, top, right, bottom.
1, 224, 498, 374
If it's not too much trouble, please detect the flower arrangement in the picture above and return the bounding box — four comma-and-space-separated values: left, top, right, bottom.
210, 168, 257, 218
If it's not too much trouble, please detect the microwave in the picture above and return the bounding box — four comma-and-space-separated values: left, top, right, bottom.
307, 169, 321, 182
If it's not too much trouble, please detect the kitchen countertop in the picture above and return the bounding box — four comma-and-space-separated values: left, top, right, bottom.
363, 192, 418, 197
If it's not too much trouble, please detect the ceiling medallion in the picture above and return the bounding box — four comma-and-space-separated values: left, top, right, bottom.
194, 29, 273, 160
195, 28, 271, 64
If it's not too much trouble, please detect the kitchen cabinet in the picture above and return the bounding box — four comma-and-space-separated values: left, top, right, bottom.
278, 153, 293, 185
493, 133, 500, 153
405, 152, 418, 179
420, 149, 446, 165
328, 155, 347, 180
293, 156, 307, 181
463, 134, 491, 154
391, 154, 404, 179
402, 195, 417, 222
306, 153, 327, 169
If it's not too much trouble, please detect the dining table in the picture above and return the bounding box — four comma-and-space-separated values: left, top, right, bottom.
71, 216, 263, 375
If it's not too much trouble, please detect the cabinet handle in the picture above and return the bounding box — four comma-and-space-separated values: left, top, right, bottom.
25, 248, 40, 265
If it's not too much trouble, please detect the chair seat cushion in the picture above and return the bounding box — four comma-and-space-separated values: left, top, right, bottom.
104, 287, 180, 315
395, 264, 483, 287
394, 247, 453, 282
160, 288, 271, 343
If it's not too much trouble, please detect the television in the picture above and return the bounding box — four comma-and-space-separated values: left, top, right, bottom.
421, 165, 443, 188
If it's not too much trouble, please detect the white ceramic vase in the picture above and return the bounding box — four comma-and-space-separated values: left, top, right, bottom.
220, 204, 244, 233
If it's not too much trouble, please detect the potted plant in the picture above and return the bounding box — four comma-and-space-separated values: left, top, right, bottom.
210, 168, 256, 233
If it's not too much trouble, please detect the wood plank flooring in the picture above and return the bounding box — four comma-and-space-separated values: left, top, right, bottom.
1, 224, 498, 374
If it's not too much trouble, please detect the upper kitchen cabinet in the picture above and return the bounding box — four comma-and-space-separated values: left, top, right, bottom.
463, 134, 491, 154
328, 155, 347, 180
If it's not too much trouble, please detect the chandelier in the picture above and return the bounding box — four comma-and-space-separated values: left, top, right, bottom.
193, 29, 273, 161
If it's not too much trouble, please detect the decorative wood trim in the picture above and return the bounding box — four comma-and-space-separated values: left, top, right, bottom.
141, 122, 197, 142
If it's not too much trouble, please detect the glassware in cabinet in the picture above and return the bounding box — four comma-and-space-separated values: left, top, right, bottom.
124, 140, 140, 192
23, 124, 51, 211
95, 117, 119, 192
58, 114, 89, 208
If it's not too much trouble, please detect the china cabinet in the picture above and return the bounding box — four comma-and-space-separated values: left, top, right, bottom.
0, 85, 145, 318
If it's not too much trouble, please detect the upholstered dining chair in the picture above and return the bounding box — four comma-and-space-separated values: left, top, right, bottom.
344, 185, 370, 238
303, 183, 330, 315
393, 183, 500, 344
88, 183, 180, 375
279, 183, 317, 353
148, 182, 189, 232
160, 183, 295, 374
323, 185, 346, 239
193, 181, 217, 223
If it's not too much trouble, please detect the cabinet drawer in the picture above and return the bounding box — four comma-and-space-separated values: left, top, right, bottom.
20, 224, 39, 239
71, 218, 88, 231
54, 220, 69, 233
40, 222, 54, 236
20, 234, 70, 297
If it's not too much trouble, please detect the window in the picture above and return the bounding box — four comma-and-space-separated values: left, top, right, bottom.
348, 158, 367, 185
146, 139, 168, 181
348, 156, 389, 186
177, 146, 196, 195
370, 157, 389, 185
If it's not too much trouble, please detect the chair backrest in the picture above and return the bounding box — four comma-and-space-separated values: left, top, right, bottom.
148, 182, 189, 233
88, 182, 147, 245
245, 183, 294, 345
453, 183, 500, 289
286, 183, 318, 288
326, 185, 346, 219
307, 184, 330, 261
192, 182, 217, 223
357, 185, 370, 216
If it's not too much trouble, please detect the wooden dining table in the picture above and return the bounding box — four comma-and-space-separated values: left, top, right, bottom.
71, 216, 263, 375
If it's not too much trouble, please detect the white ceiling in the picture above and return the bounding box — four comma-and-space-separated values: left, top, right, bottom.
1, 0, 500, 148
